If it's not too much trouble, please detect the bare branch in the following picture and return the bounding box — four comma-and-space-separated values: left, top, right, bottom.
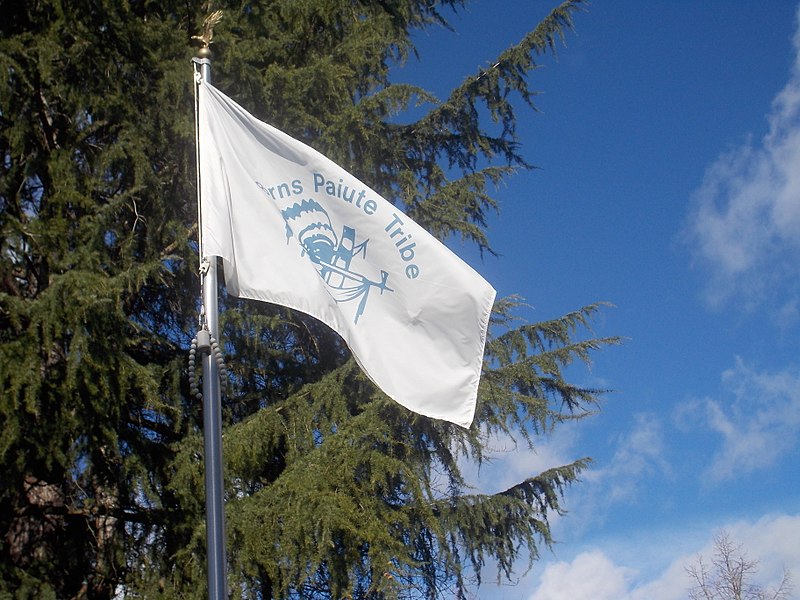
685, 531, 794, 600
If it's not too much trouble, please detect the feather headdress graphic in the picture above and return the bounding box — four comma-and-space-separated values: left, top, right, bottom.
280, 199, 392, 323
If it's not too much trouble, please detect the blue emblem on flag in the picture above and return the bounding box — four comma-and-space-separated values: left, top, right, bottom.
280, 199, 392, 323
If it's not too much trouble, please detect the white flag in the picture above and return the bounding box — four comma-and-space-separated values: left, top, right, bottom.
198, 81, 496, 428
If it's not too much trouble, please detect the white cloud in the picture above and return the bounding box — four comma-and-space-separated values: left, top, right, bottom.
528, 550, 634, 600
561, 412, 672, 531
631, 514, 800, 600
676, 358, 800, 482
464, 425, 581, 495
727, 514, 800, 588
684, 5, 800, 310
522, 513, 800, 600
586, 413, 671, 503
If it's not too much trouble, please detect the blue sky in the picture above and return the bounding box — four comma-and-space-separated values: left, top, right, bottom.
405, 2, 800, 598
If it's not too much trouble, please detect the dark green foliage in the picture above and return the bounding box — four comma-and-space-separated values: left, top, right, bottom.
0, 1, 618, 598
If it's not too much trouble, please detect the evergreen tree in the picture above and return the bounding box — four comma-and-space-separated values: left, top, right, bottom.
0, 1, 618, 598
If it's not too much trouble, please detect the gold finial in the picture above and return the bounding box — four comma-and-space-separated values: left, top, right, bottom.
191, 10, 223, 49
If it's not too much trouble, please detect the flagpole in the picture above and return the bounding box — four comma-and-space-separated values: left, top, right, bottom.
193, 40, 228, 599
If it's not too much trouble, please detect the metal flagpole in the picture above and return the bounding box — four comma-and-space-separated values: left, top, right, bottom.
192, 12, 228, 598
